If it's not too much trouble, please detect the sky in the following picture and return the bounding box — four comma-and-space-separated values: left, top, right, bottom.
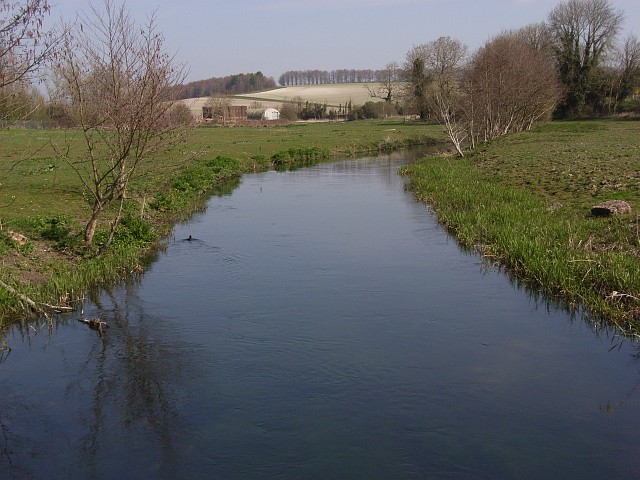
50, 0, 640, 83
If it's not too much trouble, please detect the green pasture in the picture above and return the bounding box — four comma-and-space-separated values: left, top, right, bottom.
0, 119, 441, 320
0, 120, 439, 223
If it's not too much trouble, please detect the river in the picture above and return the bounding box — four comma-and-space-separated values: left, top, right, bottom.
2, 148, 640, 479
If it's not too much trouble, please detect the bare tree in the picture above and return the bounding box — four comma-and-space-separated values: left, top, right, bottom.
606, 34, 640, 113
402, 38, 468, 153
0, 0, 58, 122
424, 37, 468, 155
367, 61, 400, 103
167, 102, 195, 126
508, 22, 555, 54
52, 0, 189, 247
548, 0, 624, 115
464, 35, 562, 147
0, 0, 57, 88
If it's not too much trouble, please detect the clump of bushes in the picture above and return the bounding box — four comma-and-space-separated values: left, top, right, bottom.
271, 147, 331, 170
151, 155, 243, 213
95, 213, 156, 250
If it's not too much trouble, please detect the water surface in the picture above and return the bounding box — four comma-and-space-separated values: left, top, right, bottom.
2, 149, 640, 479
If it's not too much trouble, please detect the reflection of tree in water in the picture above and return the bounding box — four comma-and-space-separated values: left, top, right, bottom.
0, 278, 193, 479
74, 282, 186, 478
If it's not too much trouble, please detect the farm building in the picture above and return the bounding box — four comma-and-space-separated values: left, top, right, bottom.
202, 105, 247, 123
262, 108, 280, 120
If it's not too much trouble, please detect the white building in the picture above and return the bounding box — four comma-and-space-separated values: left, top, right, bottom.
262, 108, 280, 120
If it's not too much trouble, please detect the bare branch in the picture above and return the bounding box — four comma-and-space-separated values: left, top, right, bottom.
51, 0, 191, 246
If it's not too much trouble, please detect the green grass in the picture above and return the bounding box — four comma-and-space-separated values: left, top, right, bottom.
0, 119, 442, 325
0, 120, 438, 223
402, 119, 640, 334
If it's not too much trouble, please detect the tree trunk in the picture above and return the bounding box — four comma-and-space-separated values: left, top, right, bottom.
85, 213, 100, 244
102, 195, 126, 251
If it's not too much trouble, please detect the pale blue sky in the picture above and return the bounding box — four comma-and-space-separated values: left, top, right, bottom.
51, 0, 640, 82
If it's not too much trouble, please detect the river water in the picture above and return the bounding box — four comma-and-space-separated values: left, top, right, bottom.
2, 148, 640, 479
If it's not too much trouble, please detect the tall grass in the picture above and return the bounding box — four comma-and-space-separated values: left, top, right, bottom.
403, 124, 640, 334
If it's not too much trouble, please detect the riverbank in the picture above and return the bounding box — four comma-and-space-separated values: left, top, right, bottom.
0, 120, 443, 324
402, 119, 640, 334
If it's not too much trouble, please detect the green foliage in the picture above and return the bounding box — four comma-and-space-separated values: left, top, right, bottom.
271, 147, 331, 170
410, 56, 431, 120
40, 215, 82, 250
548, 1, 623, 118
8, 217, 47, 237
6, 215, 81, 250
120, 214, 155, 243
178, 71, 277, 99
0, 230, 35, 256
95, 214, 156, 249
250, 154, 271, 169
247, 110, 263, 120
0, 231, 16, 256
152, 156, 243, 212
41, 215, 73, 242
172, 156, 242, 193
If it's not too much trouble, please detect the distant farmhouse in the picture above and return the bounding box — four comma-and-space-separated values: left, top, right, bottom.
202, 105, 247, 124
262, 108, 280, 120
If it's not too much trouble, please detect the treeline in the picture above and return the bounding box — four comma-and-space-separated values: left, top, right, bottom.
278, 69, 396, 86
176, 72, 276, 99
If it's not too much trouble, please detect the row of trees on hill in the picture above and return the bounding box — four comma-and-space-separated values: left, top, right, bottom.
176, 72, 276, 99
398, 0, 639, 155
278, 69, 400, 86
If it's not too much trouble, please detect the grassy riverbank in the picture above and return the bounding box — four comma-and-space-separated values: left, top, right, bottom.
0, 119, 442, 323
403, 119, 640, 334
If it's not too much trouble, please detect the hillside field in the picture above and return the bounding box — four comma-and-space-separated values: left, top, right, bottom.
182, 84, 378, 117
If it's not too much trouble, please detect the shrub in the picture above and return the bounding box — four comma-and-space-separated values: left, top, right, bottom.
619, 97, 640, 114
38, 215, 82, 250
279, 103, 299, 121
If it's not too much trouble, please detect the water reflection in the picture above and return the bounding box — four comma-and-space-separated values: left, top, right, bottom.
0, 280, 191, 479
2, 147, 640, 479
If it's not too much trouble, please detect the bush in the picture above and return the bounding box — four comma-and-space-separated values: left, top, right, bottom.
151, 156, 243, 212
300, 102, 327, 120
361, 101, 386, 119
94, 214, 156, 250
250, 154, 271, 169
279, 103, 299, 121
37, 215, 82, 250
619, 97, 640, 114
271, 147, 331, 170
